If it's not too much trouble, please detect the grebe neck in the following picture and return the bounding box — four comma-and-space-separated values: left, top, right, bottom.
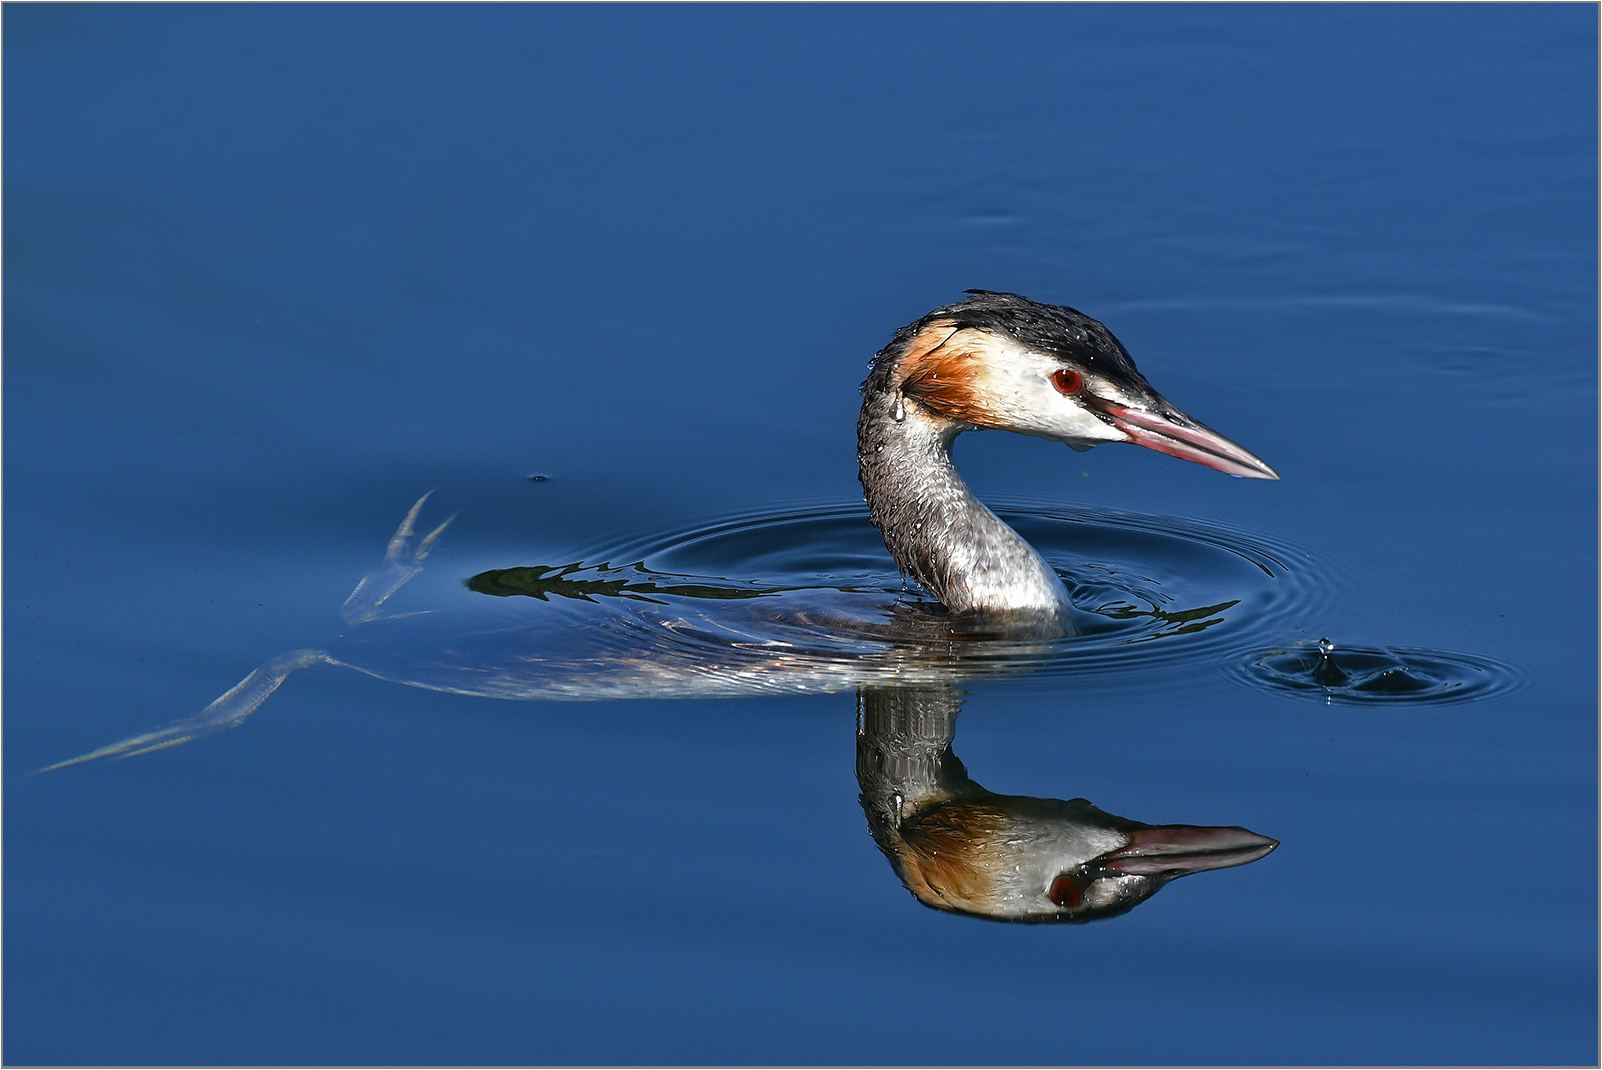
857, 387, 1071, 619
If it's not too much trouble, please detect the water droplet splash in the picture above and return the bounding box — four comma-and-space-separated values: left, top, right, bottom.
1239, 640, 1521, 707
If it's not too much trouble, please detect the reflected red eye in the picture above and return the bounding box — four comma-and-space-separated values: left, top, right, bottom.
1052, 368, 1083, 395
1049, 874, 1080, 908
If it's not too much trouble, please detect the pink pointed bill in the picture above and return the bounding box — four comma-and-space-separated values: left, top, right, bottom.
1105, 403, 1280, 480
1103, 824, 1279, 876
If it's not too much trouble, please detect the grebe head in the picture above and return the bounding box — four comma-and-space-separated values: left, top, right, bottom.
868, 290, 1279, 479
888, 794, 1279, 923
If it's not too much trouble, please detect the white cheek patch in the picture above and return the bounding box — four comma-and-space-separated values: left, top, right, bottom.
968, 342, 1130, 444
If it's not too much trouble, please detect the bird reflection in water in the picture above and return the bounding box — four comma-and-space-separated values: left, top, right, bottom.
858, 686, 1277, 922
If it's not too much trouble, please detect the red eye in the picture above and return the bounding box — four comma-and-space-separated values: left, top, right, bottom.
1049, 874, 1080, 908
1052, 368, 1082, 395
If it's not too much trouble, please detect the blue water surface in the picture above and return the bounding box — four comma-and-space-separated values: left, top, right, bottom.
6, 5, 1596, 1065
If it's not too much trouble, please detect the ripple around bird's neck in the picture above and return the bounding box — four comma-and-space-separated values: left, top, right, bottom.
339, 498, 1519, 708
439, 500, 1344, 690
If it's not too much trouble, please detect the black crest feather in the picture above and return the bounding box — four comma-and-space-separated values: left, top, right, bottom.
863, 291, 1148, 396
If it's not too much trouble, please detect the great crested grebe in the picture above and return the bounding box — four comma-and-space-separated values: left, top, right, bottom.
859, 290, 1277, 621
43, 291, 1282, 770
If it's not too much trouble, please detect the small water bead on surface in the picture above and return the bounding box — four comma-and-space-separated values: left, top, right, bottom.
890, 396, 905, 422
